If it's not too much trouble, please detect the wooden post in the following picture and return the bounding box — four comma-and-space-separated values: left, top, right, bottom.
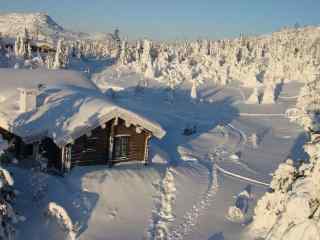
108, 119, 115, 167
144, 134, 151, 165
64, 144, 72, 172
61, 144, 72, 173
61, 146, 65, 172
33, 142, 40, 161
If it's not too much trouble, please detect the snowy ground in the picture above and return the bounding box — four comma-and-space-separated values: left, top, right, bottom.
6, 64, 305, 240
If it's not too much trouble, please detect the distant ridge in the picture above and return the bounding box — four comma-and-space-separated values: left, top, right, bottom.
0, 12, 92, 44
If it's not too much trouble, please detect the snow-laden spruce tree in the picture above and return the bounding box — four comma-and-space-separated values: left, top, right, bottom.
119, 40, 130, 65
14, 28, 31, 59
53, 39, 69, 69
227, 187, 252, 223
246, 71, 320, 240
135, 40, 142, 62
27, 43, 32, 59
14, 35, 27, 58
261, 83, 276, 104
165, 66, 183, 102
246, 86, 261, 104
144, 60, 155, 79
190, 79, 198, 100
294, 72, 320, 131
46, 53, 55, 69
141, 39, 153, 69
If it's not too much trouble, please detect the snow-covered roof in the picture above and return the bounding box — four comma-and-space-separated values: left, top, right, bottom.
0, 69, 97, 99
0, 69, 166, 147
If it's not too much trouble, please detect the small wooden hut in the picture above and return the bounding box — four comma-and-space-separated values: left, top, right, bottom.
0, 69, 166, 173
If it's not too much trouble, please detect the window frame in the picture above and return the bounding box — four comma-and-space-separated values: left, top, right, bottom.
113, 135, 130, 160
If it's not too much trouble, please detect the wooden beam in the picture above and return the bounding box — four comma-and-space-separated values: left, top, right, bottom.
144, 134, 152, 165
61, 146, 65, 172
108, 120, 115, 165
32, 142, 40, 161
61, 144, 72, 173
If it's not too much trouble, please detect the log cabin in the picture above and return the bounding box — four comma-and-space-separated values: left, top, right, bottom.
0, 69, 166, 173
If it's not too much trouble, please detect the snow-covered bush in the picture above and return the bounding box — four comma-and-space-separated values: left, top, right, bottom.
269, 159, 297, 193
0, 135, 20, 240
227, 187, 252, 223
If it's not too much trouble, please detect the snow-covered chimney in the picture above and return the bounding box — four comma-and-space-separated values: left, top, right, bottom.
18, 88, 38, 112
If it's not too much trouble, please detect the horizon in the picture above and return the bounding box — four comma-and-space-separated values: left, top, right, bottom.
1, 1, 320, 40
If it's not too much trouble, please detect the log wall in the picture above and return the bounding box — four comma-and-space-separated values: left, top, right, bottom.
0, 117, 152, 171
112, 119, 150, 163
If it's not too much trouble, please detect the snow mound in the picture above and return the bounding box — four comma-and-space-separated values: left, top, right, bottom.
45, 202, 76, 240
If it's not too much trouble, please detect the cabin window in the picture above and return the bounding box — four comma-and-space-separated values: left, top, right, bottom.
113, 136, 129, 160
83, 135, 98, 153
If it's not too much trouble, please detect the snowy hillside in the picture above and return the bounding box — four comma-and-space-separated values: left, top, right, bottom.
0, 12, 89, 43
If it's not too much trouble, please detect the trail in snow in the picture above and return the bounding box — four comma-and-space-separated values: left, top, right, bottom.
215, 163, 270, 188
226, 123, 248, 146
224, 123, 261, 175
239, 113, 285, 117
148, 168, 176, 240
277, 95, 298, 99
168, 162, 219, 240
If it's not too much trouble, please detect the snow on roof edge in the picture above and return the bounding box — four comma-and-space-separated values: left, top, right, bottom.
56, 107, 166, 147
0, 106, 166, 147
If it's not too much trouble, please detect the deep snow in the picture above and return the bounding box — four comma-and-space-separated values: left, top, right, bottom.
2, 64, 306, 240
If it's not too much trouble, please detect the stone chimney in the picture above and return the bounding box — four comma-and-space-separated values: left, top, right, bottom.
18, 88, 38, 112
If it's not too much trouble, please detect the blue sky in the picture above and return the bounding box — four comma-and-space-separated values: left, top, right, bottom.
1, 0, 319, 40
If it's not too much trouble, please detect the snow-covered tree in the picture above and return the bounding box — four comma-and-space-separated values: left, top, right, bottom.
14, 28, 31, 59
190, 79, 198, 100
270, 159, 297, 193
135, 40, 142, 62
53, 39, 69, 69
119, 40, 131, 65
144, 60, 155, 79
46, 53, 55, 69
227, 187, 252, 223
165, 67, 182, 102
261, 83, 276, 104
246, 72, 320, 240
141, 40, 153, 67
27, 42, 32, 59
246, 87, 261, 104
